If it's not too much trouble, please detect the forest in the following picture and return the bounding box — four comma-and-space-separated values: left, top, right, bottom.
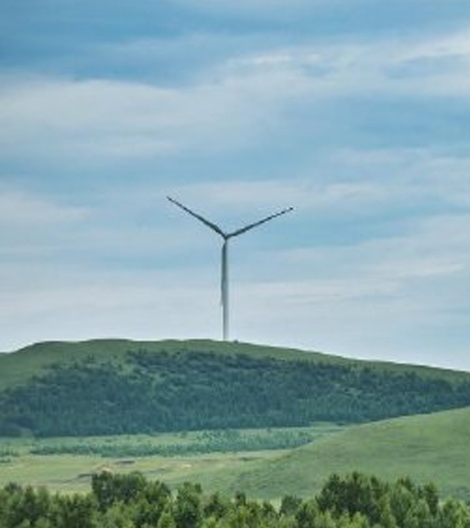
2, 349, 470, 437
1, 471, 469, 528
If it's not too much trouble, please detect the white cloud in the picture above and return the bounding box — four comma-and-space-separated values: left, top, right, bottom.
279, 212, 470, 280
0, 187, 89, 227
0, 263, 223, 352
0, 69, 301, 162
171, 0, 339, 13
166, 180, 391, 218
224, 26, 470, 97
0, 184, 220, 273
2, 25, 470, 168
397, 27, 470, 62
166, 145, 470, 214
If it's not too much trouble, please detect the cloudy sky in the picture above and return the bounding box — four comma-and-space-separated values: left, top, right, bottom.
1, 0, 470, 370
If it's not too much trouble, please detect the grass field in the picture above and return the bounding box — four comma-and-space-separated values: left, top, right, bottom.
0, 450, 277, 495
2, 407, 470, 502
0, 424, 343, 494
229, 406, 470, 501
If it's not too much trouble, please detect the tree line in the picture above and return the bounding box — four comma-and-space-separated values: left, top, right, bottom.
29, 429, 317, 457
1, 349, 470, 436
1, 471, 470, 528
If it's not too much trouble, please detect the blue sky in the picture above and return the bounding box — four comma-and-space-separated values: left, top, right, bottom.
2, 0, 470, 370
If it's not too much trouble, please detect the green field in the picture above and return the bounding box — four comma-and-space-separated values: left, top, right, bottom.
0, 424, 343, 494
2, 407, 470, 502
229, 406, 470, 501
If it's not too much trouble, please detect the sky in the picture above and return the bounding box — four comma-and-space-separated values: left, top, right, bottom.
1, 0, 470, 370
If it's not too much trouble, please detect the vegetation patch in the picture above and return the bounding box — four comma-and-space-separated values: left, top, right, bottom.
0, 447, 19, 458
1, 471, 469, 528
2, 347, 470, 437
29, 428, 323, 457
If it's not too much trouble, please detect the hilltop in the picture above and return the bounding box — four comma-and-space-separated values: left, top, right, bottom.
1, 339, 470, 437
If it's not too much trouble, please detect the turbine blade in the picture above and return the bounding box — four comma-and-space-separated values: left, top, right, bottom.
228, 207, 294, 238
167, 196, 226, 237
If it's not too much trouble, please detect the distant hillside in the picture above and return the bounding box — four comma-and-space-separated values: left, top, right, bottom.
1, 339, 470, 437
228, 406, 470, 501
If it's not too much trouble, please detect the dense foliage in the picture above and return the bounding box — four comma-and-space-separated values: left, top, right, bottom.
29, 429, 318, 457
2, 349, 470, 437
1, 472, 470, 528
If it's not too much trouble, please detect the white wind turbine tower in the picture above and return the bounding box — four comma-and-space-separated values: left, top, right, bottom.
167, 196, 293, 341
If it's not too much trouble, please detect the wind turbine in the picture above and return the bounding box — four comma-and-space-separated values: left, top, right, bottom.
167, 196, 293, 341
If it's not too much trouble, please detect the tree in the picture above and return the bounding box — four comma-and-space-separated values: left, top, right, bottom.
51, 494, 97, 528
174, 483, 202, 528
203, 493, 229, 520
92, 471, 146, 512
439, 498, 470, 528
280, 495, 302, 517
376, 496, 397, 528
296, 500, 321, 528
158, 506, 177, 528
389, 482, 415, 527
101, 503, 135, 528
421, 483, 439, 517
403, 499, 432, 528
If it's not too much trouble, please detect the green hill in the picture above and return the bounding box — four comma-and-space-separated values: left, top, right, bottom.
1, 339, 470, 437
227, 406, 470, 501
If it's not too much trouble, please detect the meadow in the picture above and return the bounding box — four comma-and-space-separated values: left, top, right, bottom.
0, 424, 343, 495
2, 407, 470, 502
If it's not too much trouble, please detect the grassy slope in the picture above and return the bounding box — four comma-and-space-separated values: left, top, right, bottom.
225, 406, 470, 501
1, 338, 469, 391
0, 339, 325, 390
1, 408, 469, 501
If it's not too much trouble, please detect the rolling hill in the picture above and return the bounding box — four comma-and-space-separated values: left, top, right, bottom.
1, 339, 470, 437
224, 406, 470, 501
